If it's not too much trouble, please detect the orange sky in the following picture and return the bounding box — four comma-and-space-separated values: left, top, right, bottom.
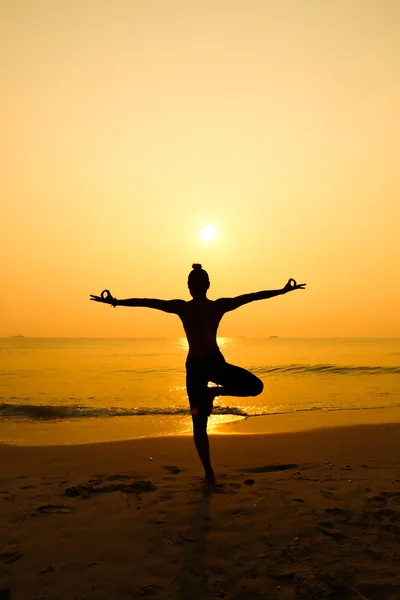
1, 0, 399, 337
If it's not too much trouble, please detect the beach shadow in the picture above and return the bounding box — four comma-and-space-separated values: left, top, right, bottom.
176, 483, 213, 600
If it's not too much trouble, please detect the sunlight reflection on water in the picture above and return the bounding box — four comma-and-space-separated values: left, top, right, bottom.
175, 337, 234, 352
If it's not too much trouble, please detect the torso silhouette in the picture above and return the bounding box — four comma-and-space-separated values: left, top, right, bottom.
176, 298, 225, 359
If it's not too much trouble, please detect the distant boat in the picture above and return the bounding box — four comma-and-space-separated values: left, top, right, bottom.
9, 334, 24, 338
269, 335, 279, 338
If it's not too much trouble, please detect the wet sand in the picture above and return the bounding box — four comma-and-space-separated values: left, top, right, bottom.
1, 423, 400, 599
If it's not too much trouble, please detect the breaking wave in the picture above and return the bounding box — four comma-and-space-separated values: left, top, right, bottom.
0, 402, 248, 420
2, 401, 400, 422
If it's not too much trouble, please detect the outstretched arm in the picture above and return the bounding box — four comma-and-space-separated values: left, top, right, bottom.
216, 279, 306, 314
116, 298, 184, 313
90, 290, 184, 314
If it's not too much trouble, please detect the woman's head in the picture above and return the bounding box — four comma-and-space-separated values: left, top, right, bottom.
188, 263, 210, 297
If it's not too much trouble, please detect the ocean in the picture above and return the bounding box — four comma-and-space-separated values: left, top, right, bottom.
1, 337, 399, 445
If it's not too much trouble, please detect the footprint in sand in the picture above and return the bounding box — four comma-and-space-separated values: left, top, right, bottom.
163, 466, 182, 474
324, 507, 349, 516
321, 490, 336, 499
38, 565, 55, 576
104, 474, 133, 481
134, 585, 160, 598
159, 493, 173, 502
370, 491, 400, 504
242, 463, 299, 474
233, 507, 248, 516
317, 520, 333, 529
35, 504, 76, 515
318, 526, 348, 543
148, 519, 167, 526
64, 479, 156, 498
0, 552, 22, 565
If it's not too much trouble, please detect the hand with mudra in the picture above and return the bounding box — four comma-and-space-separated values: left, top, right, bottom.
90, 289, 117, 307
283, 278, 306, 293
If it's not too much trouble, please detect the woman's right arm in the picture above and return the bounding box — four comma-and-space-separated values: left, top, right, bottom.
90, 291, 185, 314
115, 298, 185, 314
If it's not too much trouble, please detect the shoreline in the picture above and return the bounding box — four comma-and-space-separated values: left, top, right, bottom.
221, 404, 400, 434
2, 420, 400, 475
1, 405, 400, 447
1, 422, 400, 599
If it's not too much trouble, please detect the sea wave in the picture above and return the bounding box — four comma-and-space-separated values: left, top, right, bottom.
0, 402, 248, 420
252, 363, 400, 376
2, 401, 400, 422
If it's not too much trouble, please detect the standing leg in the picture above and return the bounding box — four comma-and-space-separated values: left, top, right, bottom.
193, 418, 215, 484
186, 371, 216, 483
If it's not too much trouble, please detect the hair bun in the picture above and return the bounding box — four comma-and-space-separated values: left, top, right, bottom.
192, 263, 202, 270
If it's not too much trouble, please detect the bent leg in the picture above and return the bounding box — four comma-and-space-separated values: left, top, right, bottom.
210, 362, 263, 398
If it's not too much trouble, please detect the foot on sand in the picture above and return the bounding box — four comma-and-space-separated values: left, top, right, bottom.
204, 469, 216, 485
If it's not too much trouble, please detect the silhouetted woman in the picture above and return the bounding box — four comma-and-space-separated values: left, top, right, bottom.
90, 264, 306, 482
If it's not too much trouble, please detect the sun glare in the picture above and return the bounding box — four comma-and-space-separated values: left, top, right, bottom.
200, 224, 218, 243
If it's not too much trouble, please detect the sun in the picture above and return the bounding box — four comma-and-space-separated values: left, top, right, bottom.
200, 224, 218, 243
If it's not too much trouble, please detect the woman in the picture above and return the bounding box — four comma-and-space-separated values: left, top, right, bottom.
90, 264, 306, 482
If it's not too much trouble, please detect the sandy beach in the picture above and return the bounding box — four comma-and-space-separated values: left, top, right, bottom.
2, 421, 400, 600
